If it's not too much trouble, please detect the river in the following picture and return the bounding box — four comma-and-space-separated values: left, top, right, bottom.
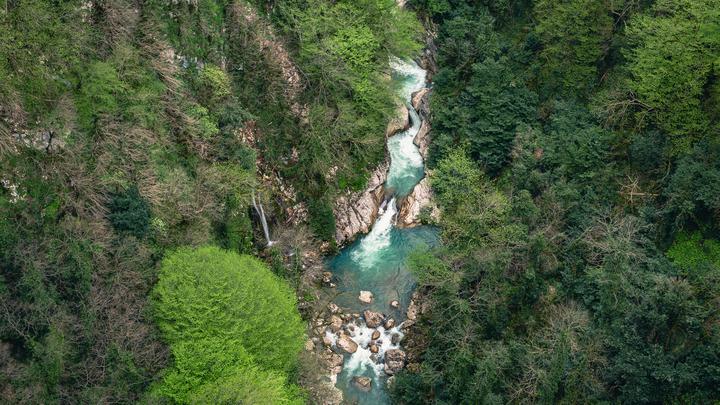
327, 58, 438, 404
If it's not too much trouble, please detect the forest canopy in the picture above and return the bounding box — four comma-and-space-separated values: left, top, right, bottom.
391, 0, 720, 403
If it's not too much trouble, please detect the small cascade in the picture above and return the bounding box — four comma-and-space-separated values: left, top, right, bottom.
350, 198, 398, 269
251, 191, 275, 247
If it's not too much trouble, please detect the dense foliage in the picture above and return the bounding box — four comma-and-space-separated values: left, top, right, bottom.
150, 246, 304, 403
392, 0, 720, 403
0, 0, 419, 402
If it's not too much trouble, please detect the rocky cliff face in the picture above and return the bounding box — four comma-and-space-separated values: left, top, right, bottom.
333, 162, 389, 246
397, 88, 439, 228
333, 103, 410, 246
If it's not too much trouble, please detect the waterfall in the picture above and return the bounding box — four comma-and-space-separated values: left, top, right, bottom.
251, 191, 275, 247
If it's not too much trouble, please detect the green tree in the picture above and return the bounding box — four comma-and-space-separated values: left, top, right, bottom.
624, 0, 720, 152
533, 0, 613, 94
151, 246, 305, 403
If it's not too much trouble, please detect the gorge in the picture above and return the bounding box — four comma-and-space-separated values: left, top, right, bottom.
324, 58, 438, 404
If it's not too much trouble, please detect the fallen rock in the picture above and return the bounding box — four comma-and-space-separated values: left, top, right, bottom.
363, 310, 384, 328
352, 376, 372, 392
371, 330, 381, 340
358, 290, 374, 304
384, 349, 406, 375
386, 103, 410, 137
326, 352, 344, 375
328, 302, 341, 314
322, 272, 333, 284
305, 339, 315, 351
323, 335, 334, 347
329, 315, 343, 333
337, 333, 358, 354
384, 319, 396, 329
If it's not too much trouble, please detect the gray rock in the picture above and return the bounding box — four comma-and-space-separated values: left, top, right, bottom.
337, 333, 358, 354
386, 103, 410, 137
358, 290, 374, 304
352, 376, 372, 392
363, 310, 384, 328
334, 162, 388, 245
397, 177, 439, 228
329, 315, 343, 333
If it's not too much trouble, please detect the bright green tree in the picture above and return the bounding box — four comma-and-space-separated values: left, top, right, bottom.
151, 246, 305, 403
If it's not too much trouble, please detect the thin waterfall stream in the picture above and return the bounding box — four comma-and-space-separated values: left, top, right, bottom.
327, 58, 439, 404
252, 191, 275, 247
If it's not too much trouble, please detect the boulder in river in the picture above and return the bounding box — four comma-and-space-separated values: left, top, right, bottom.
391, 333, 400, 345
325, 352, 344, 375
330, 315, 343, 333
328, 302, 341, 314
369, 344, 379, 354
411, 88, 430, 115
363, 310, 384, 328
352, 376, 373, 392
384, 349, 406, 375
386, 103, 410, 137
337, 333, 358, 354
390, 300, 400, 308
358, 290, 374, 304
384, 318, 396, 329
323, 335, 334, 347
371, 330, 381, 340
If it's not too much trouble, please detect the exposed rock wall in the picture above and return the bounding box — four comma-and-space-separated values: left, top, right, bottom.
334, 102, 410, 246
333, 161, 389, 245
397, 88, 439, 227
397, 177, 439, 227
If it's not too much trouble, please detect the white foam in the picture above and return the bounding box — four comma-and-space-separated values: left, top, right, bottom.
350, 199, 397, 268
389, 57, 427, 103
337, 318, 405, 380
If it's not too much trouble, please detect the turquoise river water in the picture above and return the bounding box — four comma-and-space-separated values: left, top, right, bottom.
327, 58, 439, 404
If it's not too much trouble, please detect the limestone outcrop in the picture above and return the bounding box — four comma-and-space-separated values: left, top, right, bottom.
397, 177, 439, 228
333, 161, 388, 245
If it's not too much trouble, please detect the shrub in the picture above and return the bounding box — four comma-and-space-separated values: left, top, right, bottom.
307, 198, 336, 242
197, 64, 232, 103
108, 186, 151, 238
